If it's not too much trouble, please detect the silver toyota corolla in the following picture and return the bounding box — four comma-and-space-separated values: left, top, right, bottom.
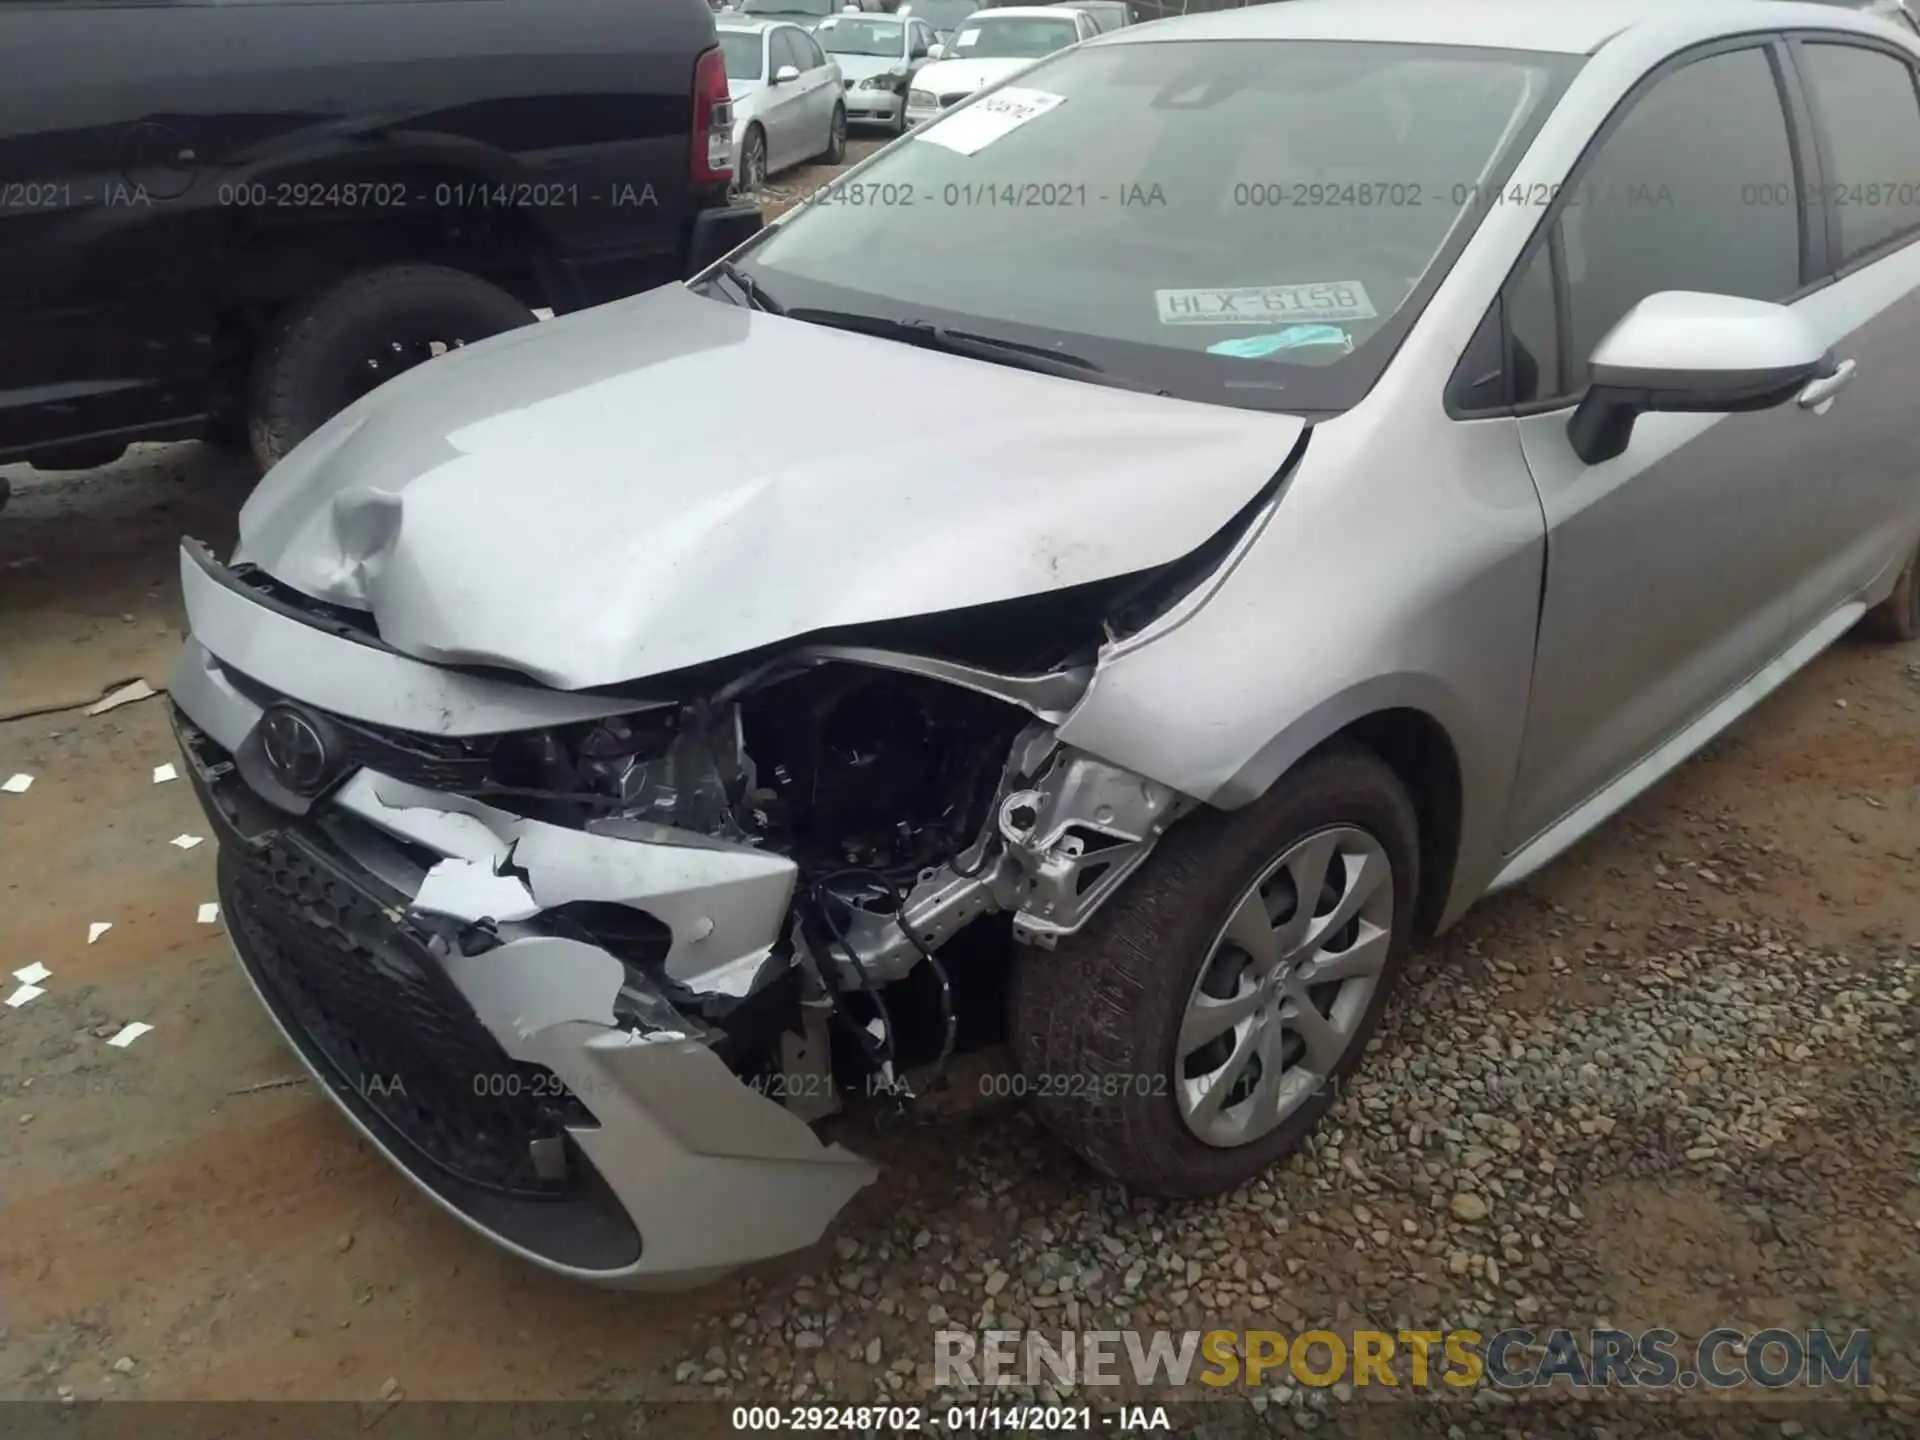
171, 0, 1920, 1286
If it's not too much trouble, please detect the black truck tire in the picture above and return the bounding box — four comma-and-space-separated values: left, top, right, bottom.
248, 264, 536, 470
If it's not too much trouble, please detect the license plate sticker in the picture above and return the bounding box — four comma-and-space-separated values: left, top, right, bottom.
1155, 282, 1378, 326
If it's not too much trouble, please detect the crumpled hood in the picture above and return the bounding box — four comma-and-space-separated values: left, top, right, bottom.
914, 56, 1037, 95
235, 283, 1305, 692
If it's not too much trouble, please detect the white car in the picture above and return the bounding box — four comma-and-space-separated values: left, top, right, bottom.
717, 19, 848, 189
905, 5, 1094, 125
814, 12, 942, 132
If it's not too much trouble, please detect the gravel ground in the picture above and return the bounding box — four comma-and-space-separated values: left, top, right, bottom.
660, 905, 1918, 1424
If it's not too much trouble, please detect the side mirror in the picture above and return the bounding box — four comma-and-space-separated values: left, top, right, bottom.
1567, 291, 1832, 466
773, 64, 802, 83
927, 41, 946, 57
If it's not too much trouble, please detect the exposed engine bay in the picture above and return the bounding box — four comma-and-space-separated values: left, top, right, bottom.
377, 650, 1192, 1119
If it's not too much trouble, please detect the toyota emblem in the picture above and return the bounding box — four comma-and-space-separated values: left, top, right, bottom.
258, 705, 334, 795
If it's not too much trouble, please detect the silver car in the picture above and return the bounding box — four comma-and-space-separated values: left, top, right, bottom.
814, 12, 941, 132
717, 19, 847, 187
172, 0, 1920, 1286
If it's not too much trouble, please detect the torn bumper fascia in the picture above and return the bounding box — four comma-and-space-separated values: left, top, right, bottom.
169, 575, 876, 1284
821, 725, 1195, 982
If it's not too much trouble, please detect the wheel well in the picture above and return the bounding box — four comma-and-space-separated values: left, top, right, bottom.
204, 165, 557, 404
1333, 708, 1462, 939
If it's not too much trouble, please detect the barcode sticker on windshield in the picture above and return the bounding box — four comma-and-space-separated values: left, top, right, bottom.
955, 26, 980, 44
1155, 282, 1378, 326
917, 86, 1066, 155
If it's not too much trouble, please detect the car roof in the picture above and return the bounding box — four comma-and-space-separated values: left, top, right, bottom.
1097, 0, 1901, 55
717, 19, 783, 33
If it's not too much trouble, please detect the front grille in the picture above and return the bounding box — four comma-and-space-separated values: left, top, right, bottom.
940, 91, 971, 107
217, 661, 503, 794
222, 834, 587, 1198
332, 713, 499, 792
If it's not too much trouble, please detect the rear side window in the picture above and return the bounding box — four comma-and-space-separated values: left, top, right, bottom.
1559, 46, 1800, 367
1797, 42, 1920, 265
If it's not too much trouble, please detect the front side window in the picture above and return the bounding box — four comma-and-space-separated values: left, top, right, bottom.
1506, 238, 1561, 404
734, 40, 1578, 414
948, 15, 1080, 58
1558, 46, 1800, 367
1798, 42, 1920, 266
772, 29, 809, 74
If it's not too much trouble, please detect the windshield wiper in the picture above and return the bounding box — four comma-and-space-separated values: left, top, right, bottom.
787, 308, 1171, 396
710, 259, 786, 315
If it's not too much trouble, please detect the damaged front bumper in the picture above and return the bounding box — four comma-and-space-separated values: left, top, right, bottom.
170, 537, 1197, 1285
170, 555, 876, 1287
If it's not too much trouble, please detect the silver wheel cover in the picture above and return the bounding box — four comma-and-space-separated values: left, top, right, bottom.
1175, 825, 1394, 1148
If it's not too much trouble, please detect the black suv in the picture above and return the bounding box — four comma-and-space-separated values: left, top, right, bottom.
0, 0, 763, 475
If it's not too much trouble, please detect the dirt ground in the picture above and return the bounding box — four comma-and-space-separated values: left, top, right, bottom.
2, 144, 1916, 1419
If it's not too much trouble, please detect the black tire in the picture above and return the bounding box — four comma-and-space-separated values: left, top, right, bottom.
1860, 540, 1919, 643
823, 104, 848, 164
248, 264, 535, 471
1009, 742, 1420, 1198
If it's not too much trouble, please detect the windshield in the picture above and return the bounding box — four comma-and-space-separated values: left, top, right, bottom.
719, 32, 766, 79
735, 40, 1578, 414
903, 0, 981, 30
741, 0, 835, 16
948, 15, 1079, 57
818, 17, 906, 56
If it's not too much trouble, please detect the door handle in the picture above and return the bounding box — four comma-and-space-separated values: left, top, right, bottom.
1797, 357, 1857, 412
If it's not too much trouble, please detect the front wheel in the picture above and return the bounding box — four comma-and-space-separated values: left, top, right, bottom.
823, 104, 848, 164
247, 264, 534, 471
1009, 742, 1419, 1197
736, 124, 768, 199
